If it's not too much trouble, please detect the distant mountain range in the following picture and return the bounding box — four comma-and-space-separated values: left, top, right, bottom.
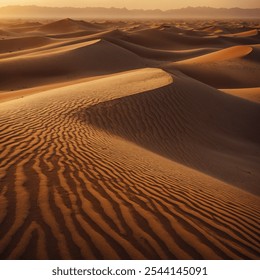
0, 5, 260, 19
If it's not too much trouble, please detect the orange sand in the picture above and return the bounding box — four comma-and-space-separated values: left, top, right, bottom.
0, 18, 259, 260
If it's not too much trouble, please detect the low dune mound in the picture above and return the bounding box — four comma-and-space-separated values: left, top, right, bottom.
223, 29, 258, 38
124, 28, 230, 50
10, 21, 42, 28
91, 29, 128, 41
174, 45, 253, 63
49, 28, 130, 43
221, 87, 260, 103
158, 24, 185, 33
171, 46, 260, 88
107, 37, 216, 61
38, 18, 100, 34
0, 36, 53, 54
201, 26, 225, 34
220, 35, 260, 46
45, 21, 105, 38
0, 29, 12, 36
0, 39, 145, 91
6, 21, 43, 33
85, 72, 260, 195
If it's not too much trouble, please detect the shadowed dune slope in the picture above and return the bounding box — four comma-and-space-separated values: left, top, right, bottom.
0, 36, 53, 54
106, 38, 217, 61
0, 29, 13, 36
122, 28, 231, 50
0, 68, 259, 260
118, 27, 259, 50
85, 72, 260, 195
0, 39, 145, 91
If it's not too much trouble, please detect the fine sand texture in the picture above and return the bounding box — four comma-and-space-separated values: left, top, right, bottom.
0, 18, 260, 260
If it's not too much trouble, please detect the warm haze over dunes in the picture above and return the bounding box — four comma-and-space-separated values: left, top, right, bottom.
1, 6, 260, 19
0, 15, 260, 260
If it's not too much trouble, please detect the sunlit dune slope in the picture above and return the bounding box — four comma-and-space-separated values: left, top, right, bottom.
220, 87, 260, 104
170, 46, 260, 88
174, 46, 253, 63
222, 29, 258, 38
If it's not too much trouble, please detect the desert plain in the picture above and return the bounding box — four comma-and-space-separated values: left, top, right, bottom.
0, 18, 260, 259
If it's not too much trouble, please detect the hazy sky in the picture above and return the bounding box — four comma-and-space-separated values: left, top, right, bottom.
1, 0, 260, 10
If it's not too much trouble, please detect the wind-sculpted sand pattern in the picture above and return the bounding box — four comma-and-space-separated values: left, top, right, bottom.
0, 19, 260, 260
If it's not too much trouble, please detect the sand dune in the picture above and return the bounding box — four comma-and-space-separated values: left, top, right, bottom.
170, 45, 260, 88
38, 18, 101, 34
86, 71, 260, 194
0, 18, 259, 260
0, 36, 53, 54
105, 39, 216, 61
222, 29, 258, 38
119, 28, 230, 50
174, 45, 253, 63
0, 39, 144, 91
0, 29, 12, 36
221, 87, 260, 103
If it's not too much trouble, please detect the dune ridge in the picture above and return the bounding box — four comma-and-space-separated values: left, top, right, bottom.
0, 18, 259, 260
221, 87, 260, 103
174, 45, 253, 63
0, 39, 145, 91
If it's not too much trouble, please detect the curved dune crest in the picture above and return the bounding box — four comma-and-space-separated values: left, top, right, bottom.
221, 87, 260, 103
175, 45, 253, 64
122, 28, 228, 49
222, 29, 258, 38
169, 46, 260, 88
107, 38, 217, 61
0, 39, 145, 91
37, 18, 100, 34
0, 36, 53, 54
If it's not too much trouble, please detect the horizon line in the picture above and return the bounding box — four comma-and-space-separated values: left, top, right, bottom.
1, 5, 260, 11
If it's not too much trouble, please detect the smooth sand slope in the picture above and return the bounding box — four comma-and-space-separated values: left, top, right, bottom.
0, 19, 260, 260
171, 45, 260, 88
221, 87, 260, 103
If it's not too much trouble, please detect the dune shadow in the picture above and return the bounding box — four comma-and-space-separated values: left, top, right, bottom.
76, 76, 260, 195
